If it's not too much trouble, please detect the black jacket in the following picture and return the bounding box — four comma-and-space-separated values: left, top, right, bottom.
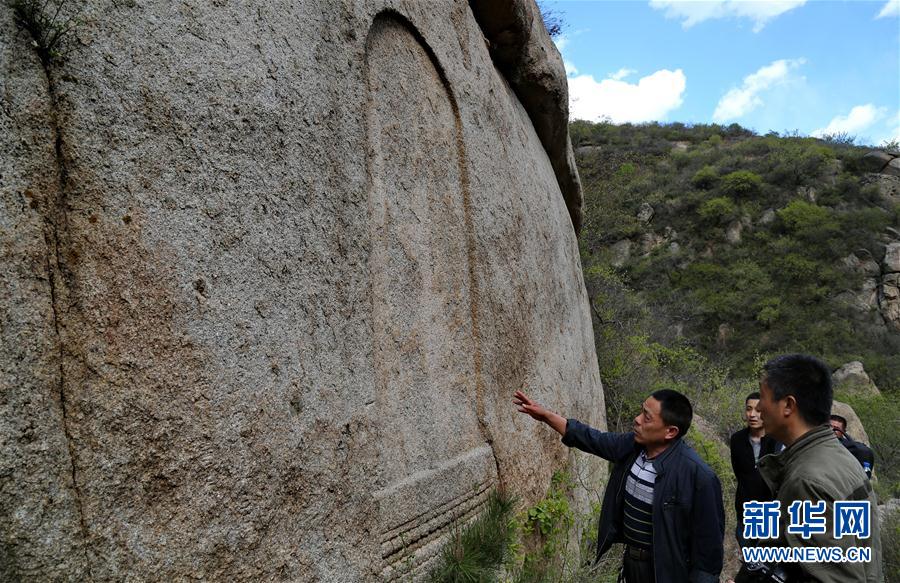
562, 419, 724, 583
839, 434, 875, 478
729, 428, 780, 517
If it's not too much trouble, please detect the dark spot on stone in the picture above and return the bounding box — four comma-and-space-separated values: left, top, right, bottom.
193, 278, 206, 295
271, 363, 280, 376
66, 249, 80, 264
122, 215, 132, 224
88, 215, 98, 224
24, 189, 34, 198
29, 199, 39, 209
289, 397, 302, 415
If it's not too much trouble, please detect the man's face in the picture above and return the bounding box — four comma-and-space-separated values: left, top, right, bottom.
830, 419, 846, 438
744, 398, 763, 430
633, 397, 675, 446
757, 378, 785, 440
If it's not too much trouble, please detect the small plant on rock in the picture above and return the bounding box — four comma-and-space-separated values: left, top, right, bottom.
11, 0, 80, 65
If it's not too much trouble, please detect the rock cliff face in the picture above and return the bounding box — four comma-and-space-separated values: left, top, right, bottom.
1, 0, 603, 580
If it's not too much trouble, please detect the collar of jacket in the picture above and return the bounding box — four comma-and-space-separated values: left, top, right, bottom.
641, 437, 685, 475
757, 424, 832, 489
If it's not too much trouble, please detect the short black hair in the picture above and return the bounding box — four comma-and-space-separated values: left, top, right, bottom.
762, 354, 832, 426
745, 391, 761, 403
830, 414, 848, 430
650, 389, 693, 439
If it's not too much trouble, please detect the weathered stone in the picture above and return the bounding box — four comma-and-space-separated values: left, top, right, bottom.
0, 11, 91, 582
832, 362, 881, 397
609, 239, 632, 267
641, 232, 666, 254
469, 0, 584, 232
725, 220, 742, 244
575, 144, 601, 156
672, 141, 690, 152
861, 150, 894, 172
830, 401, 871, 446
759, 208, 776, 225
884, 242, 900, 273
797, 185, 817, 203
842, 253, 861, 271
0, 1, 604, 580
884, 157, 900, 177
866, 173, 900, 200
880, 273, 900, 332
842, 252, 880, 278
637, 202, 654, 223
716, 323, 732, 349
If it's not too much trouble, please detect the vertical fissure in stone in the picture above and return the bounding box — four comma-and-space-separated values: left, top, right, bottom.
37, 58, 95, 582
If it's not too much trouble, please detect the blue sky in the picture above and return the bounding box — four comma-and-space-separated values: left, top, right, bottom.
545, 0, 900, 145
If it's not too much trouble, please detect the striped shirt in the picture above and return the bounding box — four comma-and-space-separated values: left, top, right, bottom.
623, 451, 657, 549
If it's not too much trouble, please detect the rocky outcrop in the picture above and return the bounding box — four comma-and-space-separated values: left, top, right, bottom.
637, 202, 654, 223
839, 252, 881, 312
469, 0, 584, 232
840, 241, 900, 331
880, 242, 900, 331
0, 1, 603, 580
862, 149, 900, 200
832, 361, 881, 398
861, 151, 895, 173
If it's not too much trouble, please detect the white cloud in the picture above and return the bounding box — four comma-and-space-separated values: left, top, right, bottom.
713, 58, 805, 121
812, 104, 888, 138
609, 68, 637, 81
568, 69, 686, 123
877, 114, 900, 147
564, 60, 579, 76
650, 0, 807, 32
877, 0, 900, 19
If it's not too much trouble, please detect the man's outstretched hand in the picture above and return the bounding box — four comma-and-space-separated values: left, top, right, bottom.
513, 390, 567, 435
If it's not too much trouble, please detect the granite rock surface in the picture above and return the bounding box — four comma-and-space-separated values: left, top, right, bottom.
1, 1, 603, 580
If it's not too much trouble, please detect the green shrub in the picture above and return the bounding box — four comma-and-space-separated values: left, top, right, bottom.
721, 170, 763, 197
698, 196, 737, 224
691, 165, 719, 189
776, 200, 840, 243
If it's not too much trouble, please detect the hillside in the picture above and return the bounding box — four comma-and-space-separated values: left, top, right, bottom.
573, 121, 900, 391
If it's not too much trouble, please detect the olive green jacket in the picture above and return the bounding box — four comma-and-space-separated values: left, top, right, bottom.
758, 425, 882, 583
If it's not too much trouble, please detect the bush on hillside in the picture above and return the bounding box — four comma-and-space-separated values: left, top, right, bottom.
721, 170, 763, 198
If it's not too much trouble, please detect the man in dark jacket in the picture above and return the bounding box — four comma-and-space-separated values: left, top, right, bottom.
730, 392, 781, 548
514, 388, 725, 583
830, 414, 875, 479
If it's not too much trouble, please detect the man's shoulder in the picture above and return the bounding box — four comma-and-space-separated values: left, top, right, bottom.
729, 427, 747, 443
781, 439, 864, 499
676, 441, 720, 482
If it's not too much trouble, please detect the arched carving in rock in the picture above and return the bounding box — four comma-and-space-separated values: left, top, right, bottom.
365, 12, 495, 579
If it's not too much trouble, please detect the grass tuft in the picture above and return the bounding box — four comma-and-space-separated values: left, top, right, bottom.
428, 490, 517, 583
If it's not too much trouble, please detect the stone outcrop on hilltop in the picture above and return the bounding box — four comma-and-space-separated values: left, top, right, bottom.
0, 1, 602, 580
862, 149, 900, 200
841, 238, 900, 332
